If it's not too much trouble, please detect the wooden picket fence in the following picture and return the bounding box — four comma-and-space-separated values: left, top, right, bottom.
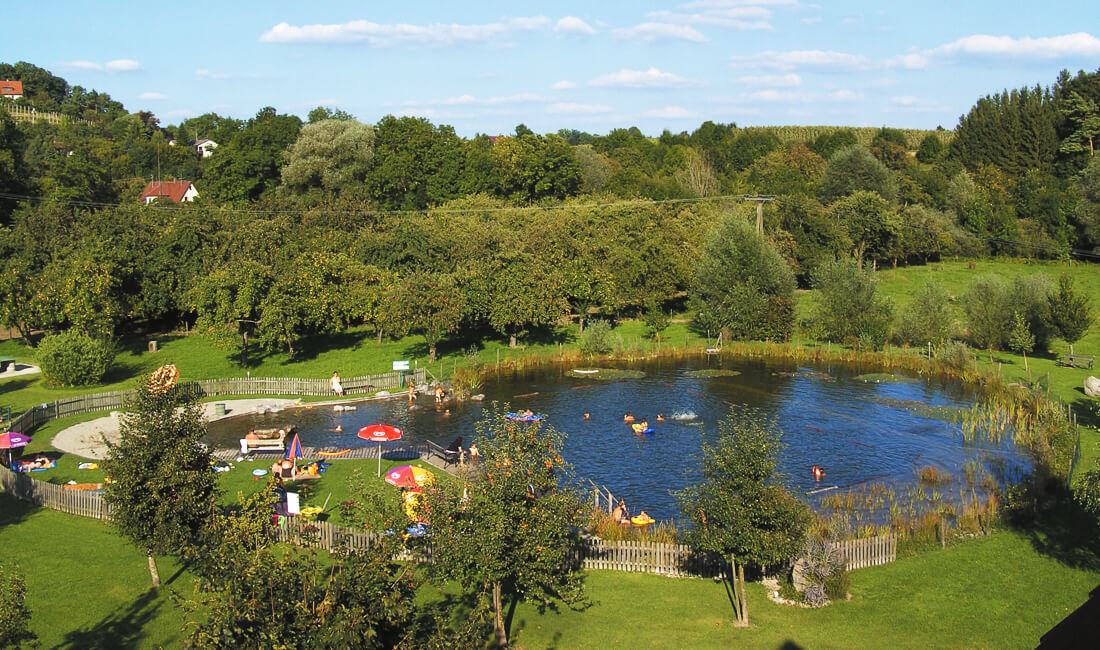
5, 369, 426, 435
0, 462, 896, 577
0, 465, 111, 521
831, 534, 897, 570
1, 103, 92, 126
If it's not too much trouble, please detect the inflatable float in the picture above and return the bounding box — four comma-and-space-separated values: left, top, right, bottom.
631, 513, 655, 527
506, 412, 544, 422
317, 448, 352, 457
630, 423, 655, 435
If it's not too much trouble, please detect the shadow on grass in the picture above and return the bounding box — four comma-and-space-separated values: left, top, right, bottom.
281, 330, 375, 365
1009, 498, 1100, 572
56, 588, 164, 650
0, 493, 38, 531
0, 376, 35, 397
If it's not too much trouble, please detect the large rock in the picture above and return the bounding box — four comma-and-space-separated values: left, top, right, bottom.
1085, 376, 1100, 398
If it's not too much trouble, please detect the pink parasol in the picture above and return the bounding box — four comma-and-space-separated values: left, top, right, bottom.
0, 431, 31, 466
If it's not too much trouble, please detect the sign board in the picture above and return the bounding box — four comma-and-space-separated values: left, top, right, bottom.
286, 491, 300, 516
392, 360, 410, 371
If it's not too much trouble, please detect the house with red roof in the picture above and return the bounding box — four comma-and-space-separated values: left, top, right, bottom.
139, 180, 199, 204
0, 81, 23, 100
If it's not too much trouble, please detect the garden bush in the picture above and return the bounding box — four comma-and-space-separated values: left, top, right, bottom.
936, 340, 975, 372
642, 302, 671, 340
35, 330, 116, 386
810, 259, 892, 350
895, 281, 954, 347
579, 319, 614, 357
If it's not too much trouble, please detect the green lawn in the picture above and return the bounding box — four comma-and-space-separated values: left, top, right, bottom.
510, 530, 1099, 649
0, 494, 191, 649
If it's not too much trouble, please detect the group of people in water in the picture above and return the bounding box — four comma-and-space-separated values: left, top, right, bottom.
610, 498, 653, 527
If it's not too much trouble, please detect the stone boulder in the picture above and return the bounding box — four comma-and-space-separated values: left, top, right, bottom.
1085, 376, 1100, 398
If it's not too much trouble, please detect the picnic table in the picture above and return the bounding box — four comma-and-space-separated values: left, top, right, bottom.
1057, 354, 1094, 369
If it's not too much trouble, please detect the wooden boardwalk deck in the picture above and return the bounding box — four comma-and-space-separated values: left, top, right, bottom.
211, 444, 461, 475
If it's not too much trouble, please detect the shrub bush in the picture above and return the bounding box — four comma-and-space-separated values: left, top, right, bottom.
936, 340, 974, 372
579, 319, 614, 357
35, 330, 116, 386
810, 259, 892, 350
896, 281, 954, 347
642, 302, 671, 340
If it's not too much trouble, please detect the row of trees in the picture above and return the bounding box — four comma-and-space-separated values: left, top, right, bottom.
99, 374, 810, 645
4, 61, 1100, 256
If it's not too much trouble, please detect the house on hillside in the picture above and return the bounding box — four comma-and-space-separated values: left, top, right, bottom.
139, 180, 199, 204
192, 138, 218, 158
0, 81, 23, 100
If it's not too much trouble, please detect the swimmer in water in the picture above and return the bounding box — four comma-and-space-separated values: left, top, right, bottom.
444, 409, 451, 416
332, 425, 343, 433
656, 413, 664, 422
623, 412, 634, 422
583, 412, 590, 420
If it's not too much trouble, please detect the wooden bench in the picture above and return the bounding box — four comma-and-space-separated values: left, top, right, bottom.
240, 438, 287, 455
1057, 354, 1094, 369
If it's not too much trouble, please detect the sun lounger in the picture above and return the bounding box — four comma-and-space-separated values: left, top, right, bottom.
240, 438, 287, 455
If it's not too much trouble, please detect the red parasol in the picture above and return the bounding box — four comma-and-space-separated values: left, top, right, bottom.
358, 424, 403, 476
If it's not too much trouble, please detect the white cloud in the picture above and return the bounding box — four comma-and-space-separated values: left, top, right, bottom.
740, 90, 808, 102
735, 73, 801, 87
801, 16, 822, 24
934, 32, 1100, 58
58, 59, 143, 73
641, 106, 700, 118
138, 92, 168, 100
729, 49, 868, 70
555, 16, 596, 35
645, 6, 773, 31
589, 67, 701, 88
105, 59, 142, 72
260, 16, 550, 46
547, 102, 613, 114
552, 80, 578, 90
890, 32, 1100, 70
891, 95, 920, 106
612, 23, 707, 43
196, 68, 232, 80
829, 90, 863, 101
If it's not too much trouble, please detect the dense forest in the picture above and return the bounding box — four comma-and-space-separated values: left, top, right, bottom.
1, 60, 1099, 358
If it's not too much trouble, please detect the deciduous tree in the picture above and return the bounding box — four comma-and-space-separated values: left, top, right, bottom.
677, 408, 811, 627
103, 372, 219, 588
425, 407, 588, 647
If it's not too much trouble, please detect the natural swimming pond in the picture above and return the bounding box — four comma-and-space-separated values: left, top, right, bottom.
207, 357, 1030, 522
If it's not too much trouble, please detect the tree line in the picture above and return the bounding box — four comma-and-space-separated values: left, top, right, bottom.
2, 62, 1100, 361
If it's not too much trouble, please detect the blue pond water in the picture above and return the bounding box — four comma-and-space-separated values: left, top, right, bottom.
207, 358, 1029, 521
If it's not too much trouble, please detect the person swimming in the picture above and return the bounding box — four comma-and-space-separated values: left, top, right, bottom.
623, 412, 635, 423
583, 412, 591, 420
656, 413, 664, 422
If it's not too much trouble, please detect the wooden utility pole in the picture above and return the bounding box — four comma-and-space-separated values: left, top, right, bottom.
742, 196, 775, 233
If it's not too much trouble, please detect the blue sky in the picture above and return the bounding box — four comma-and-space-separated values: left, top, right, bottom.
5, 1, 1100, 136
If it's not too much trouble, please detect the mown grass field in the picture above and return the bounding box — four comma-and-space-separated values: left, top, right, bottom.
1, 258, 1099, 648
